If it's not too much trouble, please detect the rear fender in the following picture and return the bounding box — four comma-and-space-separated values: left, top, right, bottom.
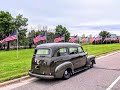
55, 62, 73, 78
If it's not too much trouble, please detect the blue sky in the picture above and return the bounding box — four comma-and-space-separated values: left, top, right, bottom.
0, 0, 120, 36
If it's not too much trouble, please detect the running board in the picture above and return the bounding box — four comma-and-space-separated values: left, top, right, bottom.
74, 67, 89, 74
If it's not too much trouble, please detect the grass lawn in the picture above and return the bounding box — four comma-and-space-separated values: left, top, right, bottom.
0, 49, 34, 82
0, 43, 120, 82
83, 43, 120, 56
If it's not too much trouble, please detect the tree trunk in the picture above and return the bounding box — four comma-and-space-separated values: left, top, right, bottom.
7, 41, 10, 50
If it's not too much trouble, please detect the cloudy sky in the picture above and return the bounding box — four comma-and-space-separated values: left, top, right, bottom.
0, 0, 120, 36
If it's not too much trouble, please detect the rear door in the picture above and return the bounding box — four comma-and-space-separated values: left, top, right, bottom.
68, 47, 80, 69
78, 47, 87, 67
52, 48, 69, 67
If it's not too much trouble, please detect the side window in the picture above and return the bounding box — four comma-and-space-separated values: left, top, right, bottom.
56, 48, 67, 56
69, 47, 78, 54
78, 47, 84, 53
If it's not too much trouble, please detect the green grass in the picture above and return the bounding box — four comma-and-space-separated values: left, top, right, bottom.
83, 43, 120, 56
0, 43, 120, 82
0, 49, 34, 82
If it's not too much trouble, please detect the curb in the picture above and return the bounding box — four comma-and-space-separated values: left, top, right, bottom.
96, 50, 120, 58
0, 75, 31, 87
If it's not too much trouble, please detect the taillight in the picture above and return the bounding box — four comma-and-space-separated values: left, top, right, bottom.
32, 56, 35, 63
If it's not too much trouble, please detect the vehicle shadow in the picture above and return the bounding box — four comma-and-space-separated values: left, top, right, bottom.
33, 68, 90, 84
32, 78, 64, 85
71, 68, 90, 78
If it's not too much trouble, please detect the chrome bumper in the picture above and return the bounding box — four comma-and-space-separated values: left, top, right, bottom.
29, 71, 54, 79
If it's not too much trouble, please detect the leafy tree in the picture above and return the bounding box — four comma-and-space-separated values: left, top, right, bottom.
28, 29, 55, 47
0, 11, 13, 40
89, 34, 92, 38
99, 31, 111, 38
0, 11, 14, 50
15, 14, 28, 47
28, 30, 36, 48
0, 11, 28, 50
46, 31, 54, 43
82, 34, 85, 38
55, 25, 70, 42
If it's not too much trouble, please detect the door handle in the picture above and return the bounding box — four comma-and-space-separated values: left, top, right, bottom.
79, 55, 83, 57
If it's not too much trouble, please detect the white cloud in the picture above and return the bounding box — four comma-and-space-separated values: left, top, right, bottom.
69, 27, 120, 36
1, 0, 120, 36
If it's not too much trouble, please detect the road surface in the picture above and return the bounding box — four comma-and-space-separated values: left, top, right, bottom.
1, 51, 120, 90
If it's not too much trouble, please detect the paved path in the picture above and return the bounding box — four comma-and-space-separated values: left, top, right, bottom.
1, 51, 120, 90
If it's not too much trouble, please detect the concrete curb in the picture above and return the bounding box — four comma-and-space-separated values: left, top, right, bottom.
0, 50, 120, 87
96, 50, 120, 58
0, 76, 31, 87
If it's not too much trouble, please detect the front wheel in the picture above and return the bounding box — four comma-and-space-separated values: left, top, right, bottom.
63, 69, 71, 80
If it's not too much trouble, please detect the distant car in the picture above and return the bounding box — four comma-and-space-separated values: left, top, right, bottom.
29, 43, 96, 79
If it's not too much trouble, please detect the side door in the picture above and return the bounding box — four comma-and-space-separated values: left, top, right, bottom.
68, 47, 80, 69
52, 48, 69, 67
78, 46, 87, 67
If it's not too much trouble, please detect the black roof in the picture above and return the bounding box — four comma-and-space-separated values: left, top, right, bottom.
36, 43, 81, 49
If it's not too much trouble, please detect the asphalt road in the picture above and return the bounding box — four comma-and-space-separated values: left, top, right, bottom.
1, 51, 120, 90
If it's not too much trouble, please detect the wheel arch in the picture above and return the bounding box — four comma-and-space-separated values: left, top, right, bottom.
55, 62, 74, 78
86, 55, 96, 65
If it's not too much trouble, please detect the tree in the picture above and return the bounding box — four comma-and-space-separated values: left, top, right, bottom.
0, 11, 28, 50
82, 34, 85, 38
15, 14, 28, 47
28, 29, 38, 48
89, 34, 92, 38
0, 11, 14, 50
0, 11, 13, 39
46, 31, 54, 43
55, 25, 70, 42
99, 31, 111, 38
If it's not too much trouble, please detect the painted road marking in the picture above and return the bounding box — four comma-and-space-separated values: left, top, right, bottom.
106, 76, 120, 90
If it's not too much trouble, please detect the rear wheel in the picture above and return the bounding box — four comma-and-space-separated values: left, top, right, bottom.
63, 69, 71, 80
89, 61, 94, 68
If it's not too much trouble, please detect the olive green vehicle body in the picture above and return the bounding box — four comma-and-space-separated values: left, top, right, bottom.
29, 43, 96, 79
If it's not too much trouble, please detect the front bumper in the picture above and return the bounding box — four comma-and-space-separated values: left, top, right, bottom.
29, 70, 54, 79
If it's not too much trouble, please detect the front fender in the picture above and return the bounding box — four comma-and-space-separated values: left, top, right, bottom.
87, 55, 96, 65
55, 62, 73, 78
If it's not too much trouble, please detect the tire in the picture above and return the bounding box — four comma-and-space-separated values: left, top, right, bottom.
63, 69, 71, 80
89, 61, 94, 68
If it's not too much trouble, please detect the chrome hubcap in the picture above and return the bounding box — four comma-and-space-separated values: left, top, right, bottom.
90, 62, 92, 65
65, 70, 68, 75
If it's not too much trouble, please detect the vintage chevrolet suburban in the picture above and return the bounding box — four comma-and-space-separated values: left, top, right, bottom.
29, 43, 96, 79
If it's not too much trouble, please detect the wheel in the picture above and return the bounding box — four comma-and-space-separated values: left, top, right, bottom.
63, 69, 71, 80
89, 61, 94, 68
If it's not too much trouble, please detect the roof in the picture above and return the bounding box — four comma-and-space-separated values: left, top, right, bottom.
36, 43, 81, 49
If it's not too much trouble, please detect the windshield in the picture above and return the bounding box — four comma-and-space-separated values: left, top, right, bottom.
35, 48, 50, 55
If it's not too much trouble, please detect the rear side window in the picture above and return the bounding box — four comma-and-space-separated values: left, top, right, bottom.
56, 48, 67, 56
69, 47, 78, 54
36, 48, 50, 55
60, 48, 67, 53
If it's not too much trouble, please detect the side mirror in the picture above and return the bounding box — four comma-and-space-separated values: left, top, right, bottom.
85, 52, 88, 55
